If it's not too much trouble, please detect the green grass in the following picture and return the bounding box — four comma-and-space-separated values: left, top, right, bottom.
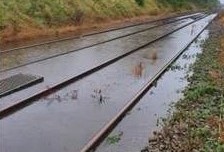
0, 0, 160, 30
174, 30, 224, 150
0, 0, 218, 32
106, 131, 123, 145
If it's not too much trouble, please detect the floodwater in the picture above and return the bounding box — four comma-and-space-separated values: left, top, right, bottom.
0, 17, 196, 110
0, 14, 216, 152
96, 30, 209, 152
1, 15, 184, 50
0, 18, 195, 71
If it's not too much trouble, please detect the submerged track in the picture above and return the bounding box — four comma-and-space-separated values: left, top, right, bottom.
0, 13, 204, 72
0, 14, 206, 118
0, 12, 203, 53
0, 12, 217, 152
80, 14, 217, 152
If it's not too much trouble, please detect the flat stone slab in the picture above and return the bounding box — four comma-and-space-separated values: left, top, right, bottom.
0, 73, 44, 98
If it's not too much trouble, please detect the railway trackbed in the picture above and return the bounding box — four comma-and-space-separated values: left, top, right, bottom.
0, 12, 217, 152
0, 13, 205, 115
0, 12, 203, 53
0, 13, 204, 72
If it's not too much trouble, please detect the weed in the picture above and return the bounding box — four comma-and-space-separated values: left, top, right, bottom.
185, 83, 219, 101
106, 131, 123, 145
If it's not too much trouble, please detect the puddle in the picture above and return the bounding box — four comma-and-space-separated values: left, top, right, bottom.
95, 30, 209, 152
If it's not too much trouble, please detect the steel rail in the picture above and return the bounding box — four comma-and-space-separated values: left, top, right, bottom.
0, 12, 203, 53
0, 15, 208, 119
80, 14, 217, 152
0, 14, 205, 73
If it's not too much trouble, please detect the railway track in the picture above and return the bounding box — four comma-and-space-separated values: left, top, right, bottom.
0, 13, 217, 152
0, 13, 204, 73
0, 12, 203, 53
94, 26, 211, 152
80, 14, 217, 152
0, 13, 206, 118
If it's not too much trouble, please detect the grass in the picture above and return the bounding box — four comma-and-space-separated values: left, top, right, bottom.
106, 131, 123, 145
0, 0, 218, 44
0, 0, 217, 45
0, 0, 161, 44
0, 0, 161, 31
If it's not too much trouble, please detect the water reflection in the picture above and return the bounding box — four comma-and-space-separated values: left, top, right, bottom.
191, 24, 196, 35
1, 17, 190, 71
41, 90, 78, 106
142, 48, 158, 61
132, 62, 144, 78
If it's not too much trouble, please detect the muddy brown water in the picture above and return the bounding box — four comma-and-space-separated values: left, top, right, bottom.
0, 15, 215, 152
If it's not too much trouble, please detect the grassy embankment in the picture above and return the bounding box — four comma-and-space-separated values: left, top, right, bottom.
145, 13, 224, 151
0, 0, 218, 45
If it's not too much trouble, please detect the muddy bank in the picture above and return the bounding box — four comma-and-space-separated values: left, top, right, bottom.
143, 13, 224, 152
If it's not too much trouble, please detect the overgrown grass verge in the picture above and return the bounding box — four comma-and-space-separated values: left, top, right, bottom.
144, 13, 224, 152
0, 0, 161, 42
0, 0, 218, 45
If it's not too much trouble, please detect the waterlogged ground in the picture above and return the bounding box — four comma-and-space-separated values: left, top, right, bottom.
144, 15, 224, 151
95, 30, 209, 152
0, 15, 214, 113
0, 15, 216, 152
0, 17, 194, 71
